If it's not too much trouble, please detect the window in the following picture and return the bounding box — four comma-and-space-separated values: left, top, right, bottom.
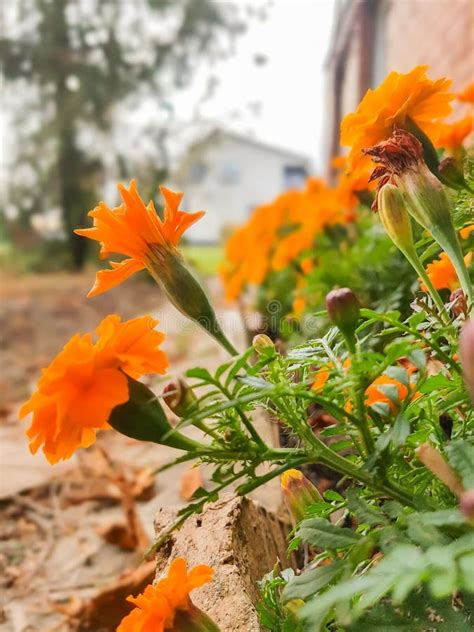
189, 162, 208, 184
283, 165, 307, 190
219, 161, 240, 185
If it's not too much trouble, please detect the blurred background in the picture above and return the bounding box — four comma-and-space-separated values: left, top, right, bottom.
0, 1, 472, 630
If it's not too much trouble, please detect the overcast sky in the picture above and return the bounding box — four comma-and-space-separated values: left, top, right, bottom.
172, 0, 335, 171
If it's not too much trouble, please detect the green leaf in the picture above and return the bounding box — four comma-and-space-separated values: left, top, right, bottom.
418, 374, 453, 393
214, 360, 233, 379
296, 518, 362, 549
376, 384, 401, 405
346, 489, 388, 526
407, 348, 427, 370
391, 414, 410, 447
384, 341, 413, 366
446, 441, 474, 489
282, 561, 343, 601
237, 375, 273, 389
323, 490, 345, 502
300, 575, 374, 630
385, 365, 409, 386
458, 552, 474, 591
416, 509, 465, 527
186, 367, 215, 382
224, 348, 254, 387
425, 547, 458, 597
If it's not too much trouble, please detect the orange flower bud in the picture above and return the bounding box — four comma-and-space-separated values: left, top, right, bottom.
281, 468, 322, 523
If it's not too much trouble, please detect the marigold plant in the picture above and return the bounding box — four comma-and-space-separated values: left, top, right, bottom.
20, 63, 474, 632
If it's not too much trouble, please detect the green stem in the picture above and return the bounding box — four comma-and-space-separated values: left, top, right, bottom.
403, 246, 451, 326
316, 446, 416, 507
360, 310, 461, 375
343, 330, 356, 355
353, 387, 376, 455
236, 456, 311, 494
192, 419, 222, 442
344, 333, 375, 456
218, 383, 268, 450
444, 250, 473, 311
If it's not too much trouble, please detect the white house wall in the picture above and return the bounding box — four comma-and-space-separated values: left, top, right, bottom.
170, 134, 308, 243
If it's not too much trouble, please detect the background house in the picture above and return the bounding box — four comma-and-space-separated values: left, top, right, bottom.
169, 129, 310, 243
324, 0, 473, 174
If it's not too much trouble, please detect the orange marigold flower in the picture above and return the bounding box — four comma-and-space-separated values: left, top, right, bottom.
365, 375, 409, 409
19, 315, 168, 464
331, 155, 347, 170
460, 224, 474, 240
292, 296, 306, 315
341, 65, 453, 178
75, 180, 205, 297
311, 359, 351, 391
300, 257, 314, 274
311, 366, 331, 391
434, 116, 473, 149
220, 177, 349, 300
420, 252, 473, 291
117, 558, 214, 632
457, 81, 474, 103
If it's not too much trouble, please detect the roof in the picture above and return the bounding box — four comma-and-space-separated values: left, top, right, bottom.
183, 128, 311, 165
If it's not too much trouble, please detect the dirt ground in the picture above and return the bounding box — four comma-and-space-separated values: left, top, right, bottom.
0, 270, 280, 631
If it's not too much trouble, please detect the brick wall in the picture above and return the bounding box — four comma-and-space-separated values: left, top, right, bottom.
384, 0, 473, 98
324, 0, 474, 169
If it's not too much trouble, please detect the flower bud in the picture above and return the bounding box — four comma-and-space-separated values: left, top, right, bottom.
252, 333, 275, 355
460, 320, 474, 402
163, 379, 198, 418
459, 490, 474, 524
377, 183, 415, 256
377, 182, 450, 323
281, 468, 322, 523
149, 248, 238, 356
438, 157, 472, 191
396, 163, 472, 304
364, 128, 472, 304
326, 288, 360, 340
416, 443, 465, 497
109, 375, 204, 452
171, 603, 221, 631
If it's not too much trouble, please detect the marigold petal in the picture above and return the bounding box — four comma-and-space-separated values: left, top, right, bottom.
87, 258, 145, 298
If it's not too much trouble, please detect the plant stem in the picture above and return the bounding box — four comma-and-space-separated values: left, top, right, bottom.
404, 247, 451, 326
315, 446, 416, 507
217, 383, 268, 450
360, 310, 461, 375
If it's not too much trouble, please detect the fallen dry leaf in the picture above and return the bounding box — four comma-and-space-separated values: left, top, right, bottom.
180, 466, 204, 501
79, 561, 155, 630
51, 595, 84, 618
96, 522, 138, 551
130, 467, 155, 501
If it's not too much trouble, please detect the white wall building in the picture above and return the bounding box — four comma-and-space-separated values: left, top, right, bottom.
169, 129, 310, 243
